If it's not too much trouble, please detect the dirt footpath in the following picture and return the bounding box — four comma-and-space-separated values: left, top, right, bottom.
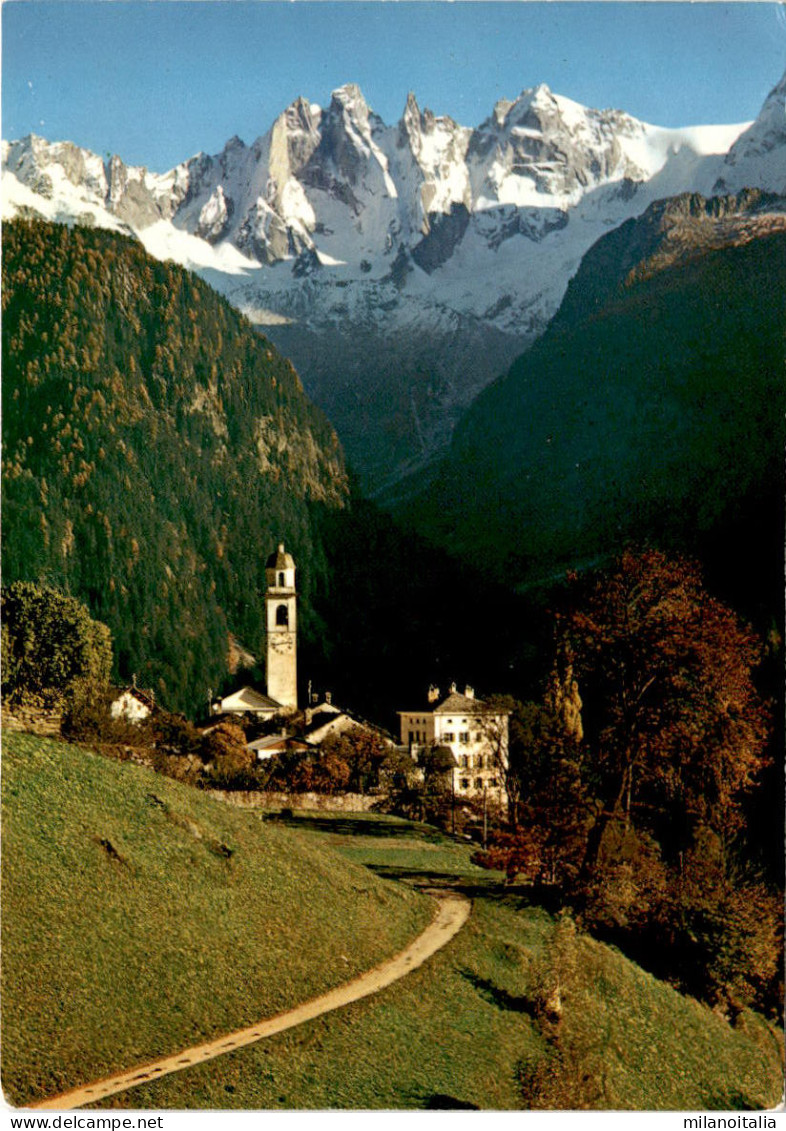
30, 890, 471, 1111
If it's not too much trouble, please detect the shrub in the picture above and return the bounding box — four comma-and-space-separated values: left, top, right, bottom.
320, 726, 390, 793
662, 831, 784, 1018
2, 582, 112, 708
201, 721, 257, 789
264, 747, 355, 795
473, 828, 547, 884
576, 825, 670, 934
60, 686, 152, 748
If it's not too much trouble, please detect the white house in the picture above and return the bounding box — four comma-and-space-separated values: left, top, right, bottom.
247, 733, 310, 761
398, 683, 509, 802
110, 686, 155, 724
303, 694, 394, 749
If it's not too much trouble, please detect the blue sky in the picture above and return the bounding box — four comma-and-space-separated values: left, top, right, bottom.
3, 2, 785, 172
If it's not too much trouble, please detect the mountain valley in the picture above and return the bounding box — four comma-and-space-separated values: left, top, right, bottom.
3, 73, 785, 715
5, 74, 785, 491
398, 190, 786, 627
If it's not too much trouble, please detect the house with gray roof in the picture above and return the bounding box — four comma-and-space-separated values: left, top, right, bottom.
398, 683, 509, 802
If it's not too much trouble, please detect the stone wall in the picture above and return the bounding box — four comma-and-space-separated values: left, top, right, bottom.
1, 706, 62, 737
206, 789, 380, 812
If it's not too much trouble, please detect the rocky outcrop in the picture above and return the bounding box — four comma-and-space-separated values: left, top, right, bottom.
714, 73, 786, 193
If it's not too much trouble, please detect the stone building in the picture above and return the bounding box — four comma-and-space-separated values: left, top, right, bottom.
110, 685, 156, 724
302, 692, 394, 748
265, 543, 298, 709
212, 543, 299, 718
398, 683, 509, 802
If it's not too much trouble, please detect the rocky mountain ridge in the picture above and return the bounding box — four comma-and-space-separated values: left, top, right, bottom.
4, 75, 784, 489
550, 188, 786, 328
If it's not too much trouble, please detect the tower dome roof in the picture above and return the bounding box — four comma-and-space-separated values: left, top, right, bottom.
266, 543, 295, 570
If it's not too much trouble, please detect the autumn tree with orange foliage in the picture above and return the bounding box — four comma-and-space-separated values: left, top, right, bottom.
476, 549, 780, 1014
563, 548, 770, 875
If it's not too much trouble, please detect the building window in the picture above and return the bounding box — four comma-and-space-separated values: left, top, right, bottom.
475, 778, 484, 790
490, 778, 499, 788
276, 604, 289, 626
444, 731, 455, 743
459, 731, 469, 744
460, 755, 468, 768
278, 571, 285, 587
460, 778, 469, 790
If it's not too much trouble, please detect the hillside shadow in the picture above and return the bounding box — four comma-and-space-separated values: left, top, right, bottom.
264, 812, 548, 909
364, 863, 538, 906
460, 969, 538, 1018
423, 1093, 480, 1110
263, 812, 445, 841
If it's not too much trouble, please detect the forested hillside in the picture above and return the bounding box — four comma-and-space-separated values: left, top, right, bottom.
2, 220, 348, 712
401, 220, 786, 630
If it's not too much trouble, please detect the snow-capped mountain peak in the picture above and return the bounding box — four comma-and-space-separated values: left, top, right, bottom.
715, 73, 786, 192
3, 73, 784, 490
6, 77, 772, 278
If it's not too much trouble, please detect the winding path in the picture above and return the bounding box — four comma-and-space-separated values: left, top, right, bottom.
31, 890, 471, 1111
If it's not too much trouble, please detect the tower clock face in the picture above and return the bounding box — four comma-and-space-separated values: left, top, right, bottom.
271, 636, 294, 655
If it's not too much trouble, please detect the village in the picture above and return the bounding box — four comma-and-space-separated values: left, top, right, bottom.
99, 543, 511, 829
3, 539, 782, 1112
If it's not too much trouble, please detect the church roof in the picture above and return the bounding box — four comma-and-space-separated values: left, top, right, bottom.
219, 686, 282, 713
247, 734, 309, 755
113, 686, 156, 708
266, 543, 295, 570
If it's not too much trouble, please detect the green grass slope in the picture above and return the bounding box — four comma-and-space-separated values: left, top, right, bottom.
0, 734, 431, 1106
102, 815, 783, 1111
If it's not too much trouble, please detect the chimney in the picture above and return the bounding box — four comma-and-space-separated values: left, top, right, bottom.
449, 681, 457, 694
465, 685, 475, 699
427, 684, 440, 704
325, 691, 332, 705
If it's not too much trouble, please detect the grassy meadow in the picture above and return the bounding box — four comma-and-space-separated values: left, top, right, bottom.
109, 812, 784, 1111
0, 733, 431, 1106
2, 734, 782, 1110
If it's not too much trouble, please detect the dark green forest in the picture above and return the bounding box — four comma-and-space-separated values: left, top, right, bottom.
2, 219, 348, 713
402, 221, 786, 636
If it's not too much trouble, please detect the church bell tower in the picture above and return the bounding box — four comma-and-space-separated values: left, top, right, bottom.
265, 543, 297, 709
